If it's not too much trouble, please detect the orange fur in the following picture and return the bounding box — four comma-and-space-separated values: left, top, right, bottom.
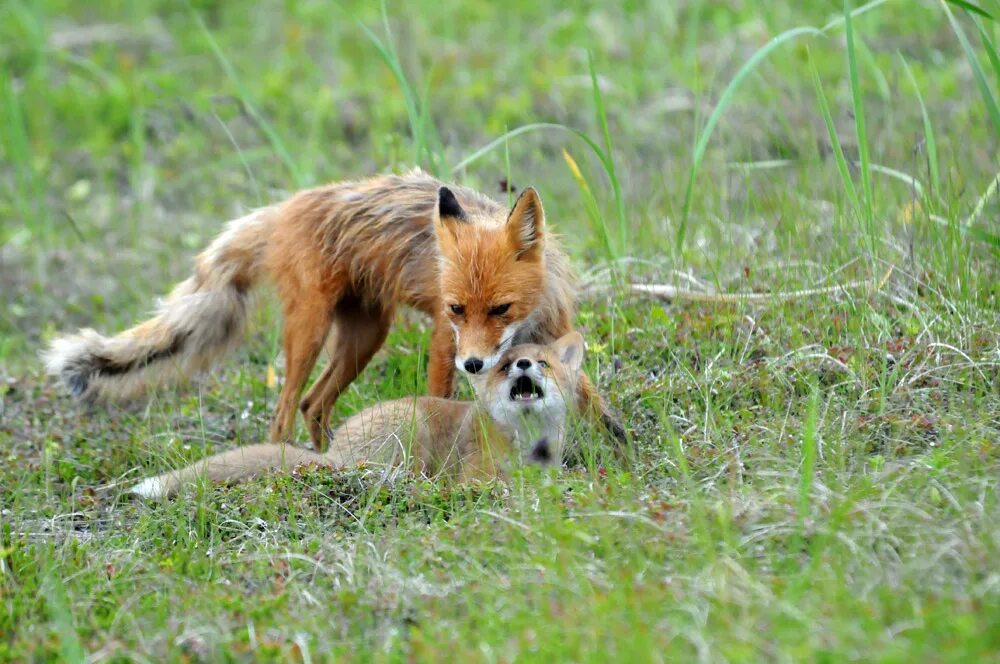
130, 334, 587, 499
44, 170, 624, 449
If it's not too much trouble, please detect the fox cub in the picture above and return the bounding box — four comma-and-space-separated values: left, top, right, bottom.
44, 170, 624, 448
130, 333, 585, 499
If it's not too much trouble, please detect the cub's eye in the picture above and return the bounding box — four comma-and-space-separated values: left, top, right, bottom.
449, 304, 465, 315
538, 359, 549, 368
499, 361, 512, 374
488, 303, 511, 316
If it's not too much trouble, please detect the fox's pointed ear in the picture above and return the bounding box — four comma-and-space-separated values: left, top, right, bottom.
433, 187, 466, 248
506, 187, 544, 259
437, 186, 468, 221
551, 331, 585, 373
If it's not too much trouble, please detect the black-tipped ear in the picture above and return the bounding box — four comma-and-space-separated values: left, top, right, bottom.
529, 437, 552, 464
438, 186, 468, 220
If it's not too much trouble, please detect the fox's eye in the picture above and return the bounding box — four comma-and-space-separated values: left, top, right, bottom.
488, 303, 511, 316
449, 304, 465, 315
538, 359, 549, 368
499, 361, 512, 373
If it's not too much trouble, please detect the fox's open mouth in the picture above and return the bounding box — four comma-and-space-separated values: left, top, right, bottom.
510, 375, 544, 401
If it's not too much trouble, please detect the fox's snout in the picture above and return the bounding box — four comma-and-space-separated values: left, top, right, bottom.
454, 324, 519, 375
462, 357, 485, 374
455, 337, 510, 375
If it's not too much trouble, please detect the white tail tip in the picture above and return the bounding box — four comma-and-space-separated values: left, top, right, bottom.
130, 477, 166, 499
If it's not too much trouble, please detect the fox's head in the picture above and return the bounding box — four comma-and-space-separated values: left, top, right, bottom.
472, 331, 585, 466
434, 186, 547, 375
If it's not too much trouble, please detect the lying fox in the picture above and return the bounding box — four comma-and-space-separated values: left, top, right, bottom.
44, 170, 623, 449
130, 333, 584, 499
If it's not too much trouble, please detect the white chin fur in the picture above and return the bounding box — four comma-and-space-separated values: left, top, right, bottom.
130, 477, 166, 499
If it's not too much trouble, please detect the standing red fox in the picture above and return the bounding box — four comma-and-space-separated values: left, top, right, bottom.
44, 169, 623, 449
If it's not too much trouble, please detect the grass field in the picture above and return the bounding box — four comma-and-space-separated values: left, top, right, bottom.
2, 0, 1000, 660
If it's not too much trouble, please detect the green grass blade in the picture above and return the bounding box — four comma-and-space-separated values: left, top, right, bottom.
453, 123, 569, 172
356, 1, 443, 174
677, 26, 822, 254
809, 53, 861, 215
941, 0, 1000, 135
355, 21, 422, 166
0, 70, 46, 238
973, 15, 1000, 90
192, 11, 304, 187
855, 34, 890, 100
899, 54, 941, 197
43, 572, 86, 663
821, 0, 890, 33
563, 149, 616, 260
798, 386, 820, 528
943, 0, 997, 20
845, 0, 877, 258
453, 123, 616, 197
588, 52, 626, 255
967, 224, 1000, 254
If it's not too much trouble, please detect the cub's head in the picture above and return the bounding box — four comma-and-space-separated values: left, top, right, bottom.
472, 331, 586, 466
434, 186, 547, 376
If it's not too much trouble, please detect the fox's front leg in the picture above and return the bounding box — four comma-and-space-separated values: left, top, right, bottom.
427, 315, 457, 398
576, 371, 628, 445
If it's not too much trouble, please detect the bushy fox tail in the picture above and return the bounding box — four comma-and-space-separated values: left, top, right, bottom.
130, 443, 327, 499
43, 207, 277, 401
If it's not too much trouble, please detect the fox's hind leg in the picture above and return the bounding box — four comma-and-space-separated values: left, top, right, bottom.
300, 299, 394, 450
270, 289, 338, 444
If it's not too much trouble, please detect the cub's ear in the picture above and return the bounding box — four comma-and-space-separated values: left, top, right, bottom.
505, 187, 544, 259
551, 331, 585, 373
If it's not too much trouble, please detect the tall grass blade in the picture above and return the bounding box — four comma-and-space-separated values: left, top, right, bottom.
973, 15, 1000, 90
588, 52, 627, 255
454, 123, 571, 172
1, 71, 46, 238
356, 1, 444, 174
43, 572, 86, 663
941, 0, 1000, 135
563, 149, 616, 259
453, 123, 617, 202
808, 52, 861, 215
676, 26, 821, 253
192, 11, 304, 187
821, 0, 891, 32
899, 54, 941, 197
845, 0, 877, 258
943, 0, 996, 20
665, 420, 715, 561
798, 386, 820, 526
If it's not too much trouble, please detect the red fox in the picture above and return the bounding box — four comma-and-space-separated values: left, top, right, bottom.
130, 333, 585, 499
43, 170, 623, 448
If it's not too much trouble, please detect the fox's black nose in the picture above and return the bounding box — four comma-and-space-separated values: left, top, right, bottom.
464, 358, 484, 374
516, 359, 532, 370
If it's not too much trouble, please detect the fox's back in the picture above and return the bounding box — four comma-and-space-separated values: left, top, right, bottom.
268, 170, 506, 312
